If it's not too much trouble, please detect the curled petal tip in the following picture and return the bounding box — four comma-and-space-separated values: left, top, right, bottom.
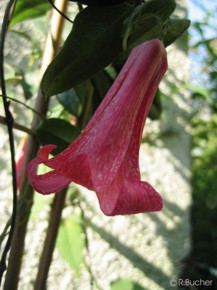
27, 147, 71, 194
38, 144, 57, 160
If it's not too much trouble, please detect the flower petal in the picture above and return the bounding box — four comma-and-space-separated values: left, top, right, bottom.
27, 145, 71, 194
98, 180, 163, 216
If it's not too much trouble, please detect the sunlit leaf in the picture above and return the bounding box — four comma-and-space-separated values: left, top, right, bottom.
188, 83, 210, 99
56, 217, 85, 276
10, 0, 50, 27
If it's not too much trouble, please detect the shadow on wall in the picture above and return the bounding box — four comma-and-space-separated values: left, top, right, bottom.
84, 196, 188, 289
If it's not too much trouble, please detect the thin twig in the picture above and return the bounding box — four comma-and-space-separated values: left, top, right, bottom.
48, 0, 73, 23
0, 0, 17, 285
0, 94, 42, 116
0, 219, 11, 251
0, 115, 35, 136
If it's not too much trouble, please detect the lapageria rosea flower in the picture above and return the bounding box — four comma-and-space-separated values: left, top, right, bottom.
27, 39, 168, 216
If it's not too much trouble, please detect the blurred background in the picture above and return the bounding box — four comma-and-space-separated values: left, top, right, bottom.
0, 0, 216, 289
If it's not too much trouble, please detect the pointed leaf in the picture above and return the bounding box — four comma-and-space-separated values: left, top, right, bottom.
10, 0, 50, 27
19, 71, 33, 100
122, 0, 176, 49
37, 118, 80, 155
41, 4, 132, 97
56, 217, 85, 276
123, 14, 162, 50
163, 19, 191, 47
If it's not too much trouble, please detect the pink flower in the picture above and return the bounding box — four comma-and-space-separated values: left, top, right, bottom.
27, 39, 167, 216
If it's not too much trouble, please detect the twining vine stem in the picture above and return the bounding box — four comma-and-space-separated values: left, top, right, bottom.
0, 0, 17, 285
48, 0, 74, 23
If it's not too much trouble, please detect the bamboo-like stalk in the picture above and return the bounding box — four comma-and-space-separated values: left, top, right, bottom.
3, 1, 68, 289
34, 190, 67, 290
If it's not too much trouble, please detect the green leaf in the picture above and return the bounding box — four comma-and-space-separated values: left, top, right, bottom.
163, 19, 191, 47
6, 71, 33, 99
57, 89, 84, 117
10, 0, 50, 27
91, 69, 114, 111
141, 0, 176, 21
122, 0, 176, 49
41, 4, 132, 97
123, 14, 162, 50
37, 118, 80, 155
56, 217, 85, 276
110, 279, 146, 290
57, 81, 91, 117
19, 71, 33, 100
187, 83, 210, 100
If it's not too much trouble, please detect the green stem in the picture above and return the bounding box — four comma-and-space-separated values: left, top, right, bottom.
0, 94, 42, 116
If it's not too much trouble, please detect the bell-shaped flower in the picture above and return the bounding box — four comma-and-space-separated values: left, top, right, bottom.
27, 39, 167, 216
